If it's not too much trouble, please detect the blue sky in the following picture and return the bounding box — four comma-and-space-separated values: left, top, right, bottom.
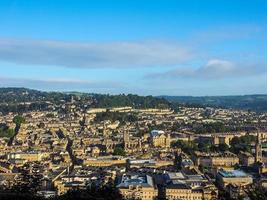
0, 0, 267, 96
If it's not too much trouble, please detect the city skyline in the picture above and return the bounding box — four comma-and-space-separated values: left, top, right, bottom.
0, 0, 267, 96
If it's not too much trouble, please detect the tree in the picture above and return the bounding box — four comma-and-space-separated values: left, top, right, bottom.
230, 136, 240, 146
246, 185, 267, 200
210, 145, 218, 152
0, 184, 123, 200
13, 115, 25, 126
172, 140, 198, 155
218, 143, 229, 152
113, 147, 126, 156
12, 163, 43, 194
45, 113, 54, 118
198, 142, 211, 152
230, 135, 256, 154
0, 124, 15, 138
57, 185, 123, 200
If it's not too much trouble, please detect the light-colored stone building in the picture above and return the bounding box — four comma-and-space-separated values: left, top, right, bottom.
216, 169, 253, 189
116, 174, 158, 200
150, 130, 171, 148
192, 151, 239, 168
166, 172, 218, 200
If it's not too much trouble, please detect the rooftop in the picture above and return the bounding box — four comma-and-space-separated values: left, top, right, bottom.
151, 130, 165, 137
168, 172, 185, 180
218, 170, 249, 178
116, 174, 154, 188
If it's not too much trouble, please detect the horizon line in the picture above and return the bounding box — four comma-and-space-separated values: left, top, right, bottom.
1, 86, 267, 98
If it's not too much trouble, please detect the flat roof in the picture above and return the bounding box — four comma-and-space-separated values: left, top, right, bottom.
168, 172, 185, 180
117, 174, 154, 188
218, 170, 249, 178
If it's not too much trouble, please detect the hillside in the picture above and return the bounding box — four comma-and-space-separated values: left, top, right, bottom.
1, 88, 267, 113
0, 88, 171, 114
162, 95, 267, 112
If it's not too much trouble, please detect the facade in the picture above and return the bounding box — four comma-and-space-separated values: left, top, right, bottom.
216, 169, 253, 189
212, 135, 234, 146
7, 152, 47, 162
124, 130, 142, 153
116, 174, 158, 200
166, 185, 203, 200
150, 130, 171, 148
255, 132, 263, 163
56, 180, 87, 195
192, 151, 239, 168
238, 151, 254, 167
127, 159, 174, 169
83, 156, 126, 167
166, 172, 218, 200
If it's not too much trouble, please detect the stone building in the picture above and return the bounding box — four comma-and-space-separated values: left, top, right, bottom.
150, 130, 171, 148
238, 151, 254, 167
255, 131, 263, 163
123, 130, 142, 153
116, 174, 158, 200
192, 151, 239, 168
165, 171, 218, 200
216, 169, 253, 189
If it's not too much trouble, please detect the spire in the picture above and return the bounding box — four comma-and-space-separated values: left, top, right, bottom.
255, 130, 262, 163
123, 129, 129, 150
123, 129, 129, 142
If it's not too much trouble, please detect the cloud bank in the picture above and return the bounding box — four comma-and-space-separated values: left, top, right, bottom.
0, 77, 121, 91
0, 39, 190, 68
147, 59, 266, 79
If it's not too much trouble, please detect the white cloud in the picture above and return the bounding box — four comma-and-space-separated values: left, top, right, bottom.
196, 59, 237, 78
146, 59, 267, 79
0, 77, 121, 91
0, 38, 191, 68
192, 24, 263, 43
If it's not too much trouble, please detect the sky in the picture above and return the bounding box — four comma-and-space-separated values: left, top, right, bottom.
0, 0, 267, 96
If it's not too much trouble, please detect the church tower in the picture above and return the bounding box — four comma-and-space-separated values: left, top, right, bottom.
255, 131, 262, 163
123, 130, 130, 150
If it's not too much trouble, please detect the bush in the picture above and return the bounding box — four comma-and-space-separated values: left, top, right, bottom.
13, 115, 25, 126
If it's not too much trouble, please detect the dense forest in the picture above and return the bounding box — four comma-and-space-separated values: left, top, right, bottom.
0, 88, 73, 104
94, 111, 138, 123
92, 93, 170, 109
1, 88, 267, 114
0, 185, 123, 200
0, 88, 171, 114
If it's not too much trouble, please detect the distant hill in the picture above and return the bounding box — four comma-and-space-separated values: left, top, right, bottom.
0, 87, 72, 104
1, 88, 266, 113
161, 95, 267, 112
0, 88, 171, 114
